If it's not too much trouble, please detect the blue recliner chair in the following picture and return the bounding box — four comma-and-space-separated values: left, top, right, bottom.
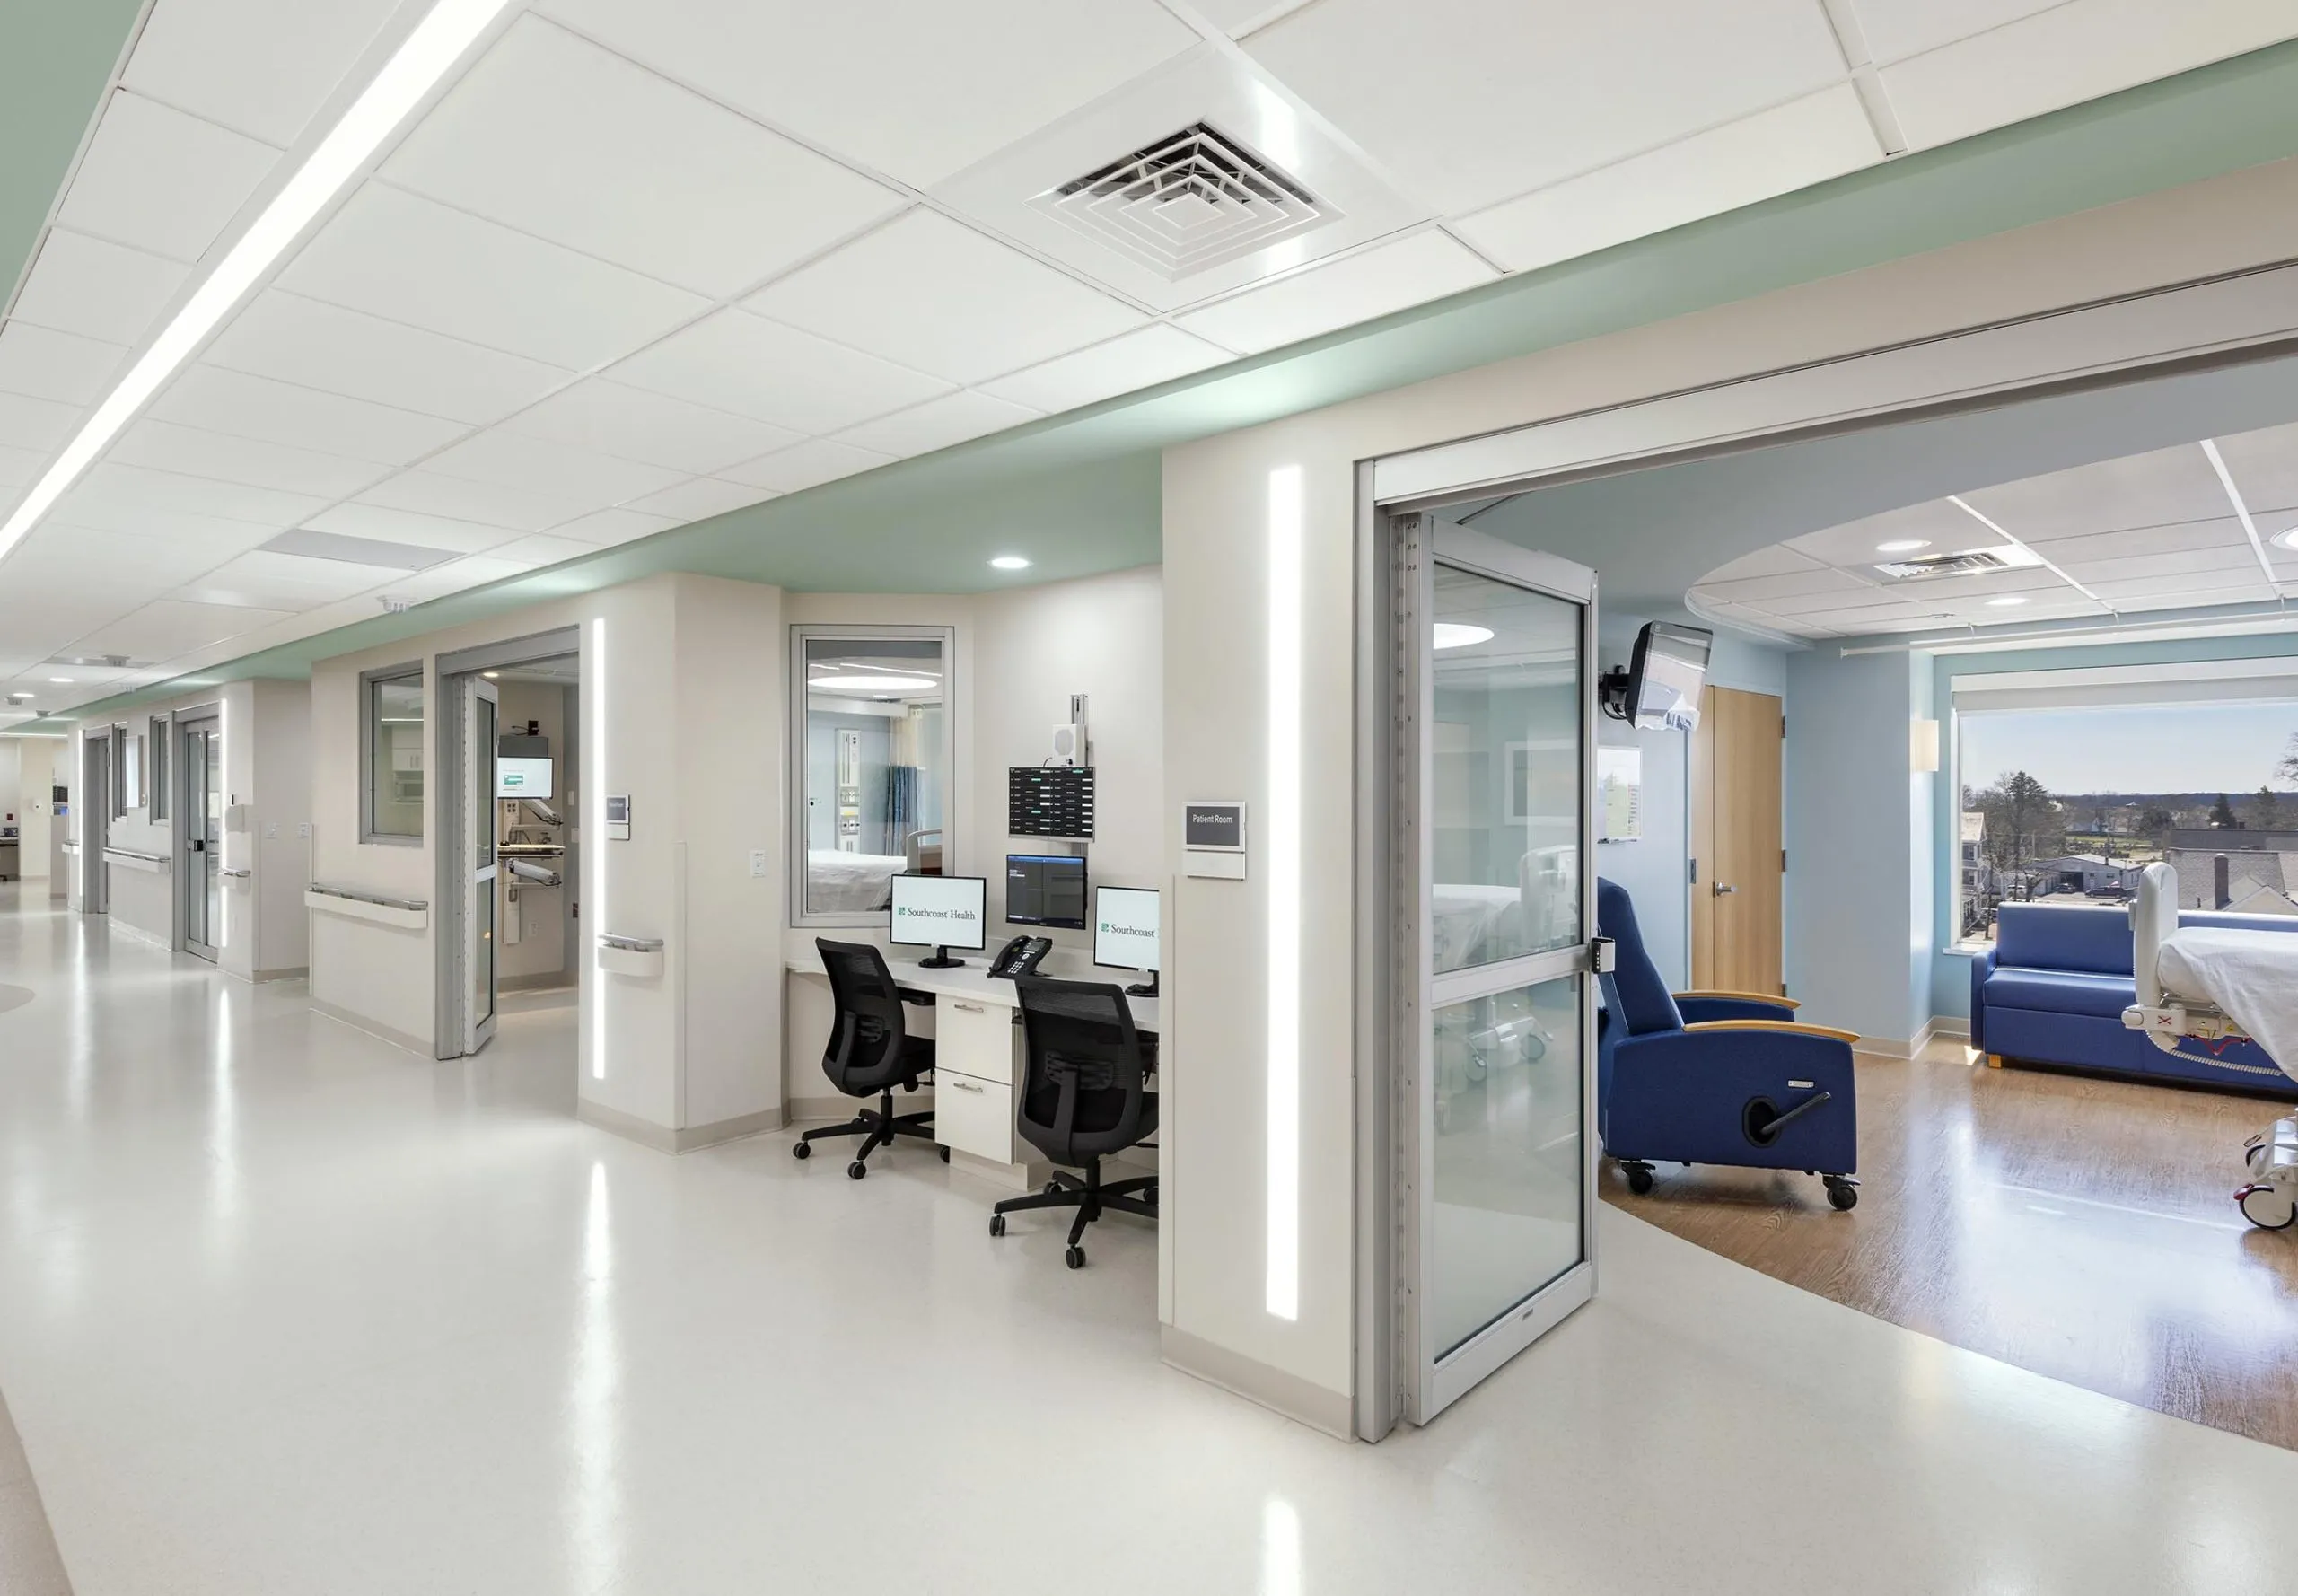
1597, 878, 1862, 1209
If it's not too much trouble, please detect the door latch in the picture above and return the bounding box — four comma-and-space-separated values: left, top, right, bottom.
1590, 935, 1617, 973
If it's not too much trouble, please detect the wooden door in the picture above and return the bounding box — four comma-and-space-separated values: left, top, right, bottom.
1689, 686, 1784, 995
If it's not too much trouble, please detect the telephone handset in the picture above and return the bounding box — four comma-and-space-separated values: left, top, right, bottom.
988, 935, 1052, 980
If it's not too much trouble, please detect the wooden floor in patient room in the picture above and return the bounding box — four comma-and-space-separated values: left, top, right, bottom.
1605, 1039, 2298, 1450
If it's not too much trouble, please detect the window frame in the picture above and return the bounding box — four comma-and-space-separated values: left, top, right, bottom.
787, 623, 958, 928
361, 663, 426, 846
148, 714, 171, 822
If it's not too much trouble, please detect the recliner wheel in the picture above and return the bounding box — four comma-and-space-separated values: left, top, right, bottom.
792, 1142, 811, 1161
1065, 1244, 1085, 1270
846, 1160, 867, 1180
1624, 1164, 1654, 1197
1825, 1177, 1858, 1211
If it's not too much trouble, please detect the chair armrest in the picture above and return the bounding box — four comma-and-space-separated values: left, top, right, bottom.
1676, 995, 1796, 1024
1675, 989, 1799, 1010
1683, 1018, 1861, 1045
1968, 946, 1998, 1052
897, 987, 934, 1006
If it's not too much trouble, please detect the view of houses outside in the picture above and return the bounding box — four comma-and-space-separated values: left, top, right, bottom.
1957, 700, 2298, 942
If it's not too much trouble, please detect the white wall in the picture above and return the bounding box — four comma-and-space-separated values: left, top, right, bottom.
1159, 153, 2298, 1426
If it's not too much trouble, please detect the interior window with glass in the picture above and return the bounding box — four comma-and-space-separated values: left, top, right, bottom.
796, 633, 949, 918
368, 672, 425, 839
149, 715, 170, 821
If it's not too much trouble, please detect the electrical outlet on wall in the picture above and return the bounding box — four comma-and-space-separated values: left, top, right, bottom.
264, 820, 278, 839
297, 821, 311, 839
749, 848, 767, 878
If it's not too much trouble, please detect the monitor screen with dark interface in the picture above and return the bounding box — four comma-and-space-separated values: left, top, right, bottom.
1093, 887, 1160, 973
1005, 854, 1088, 930
889, 874, 987, 951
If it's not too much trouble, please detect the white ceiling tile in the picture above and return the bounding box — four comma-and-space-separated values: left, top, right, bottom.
833, 391, 1038, 458
1934, 592, 2108, 623
418, 429, 686, 507
1698, 566, 1881, 604
110, 418, 390, 500
477, 535, 607, 568
351, 471, 593, 534
56, 91, 278, 264
56, 461, 325, 533
747, 209, 1145, 385
302, 502, 521, 557
502, 380, 799, 476
383, 554, 538, 606
0, 443, 40, 490
1850, 1, 2063, 64
150, 365, 471, 465
543, 507, 680, 547
2209, 420, 2298, 514
173, 550, 404, 610
2102, 583, 2280, 613
537, 0, 1198, 189
2017, 516, 2246, 566
1842, 566, 2069, 604
278, 184, 711, 369
385, 16, 908, 300
0, 523, 238, 595
1174, 231, 1497, 355
1962, 444, 2233, 541
1191, 0, 1311, 34
41, 498, 284, 559
977, 325, 1230, 413
1882, 0, 2298, 152
0, 390, 76, 455
1784, 500, 2012, 566
2050, 543, 2265, 584
620, 477, 776, 523
2086, 567, 2276, 601
74, 598, 294, 661
7, 229, 188, 345
122, 0, 401, 146
0, 321, 126, 407
1243, 0, 1847, 215
610, 309, 952, 434
1455, 87, 1879, 274
0, 592, 142, 663
719, 438, 893, 495
205, 291, 575, 425
1696, 545, 1826, 583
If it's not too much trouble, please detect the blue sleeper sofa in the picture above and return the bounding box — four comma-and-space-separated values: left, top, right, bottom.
1970, 902, 2298, 1095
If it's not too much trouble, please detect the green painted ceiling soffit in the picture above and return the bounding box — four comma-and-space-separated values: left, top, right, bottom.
27, 36, 2298, 732
0, 0, 147, 307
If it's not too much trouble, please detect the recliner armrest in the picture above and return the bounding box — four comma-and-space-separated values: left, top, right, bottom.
1676, 988, 1799, 1010
1683, 1018, 1861, 1045
1677, 995, 1796, 1024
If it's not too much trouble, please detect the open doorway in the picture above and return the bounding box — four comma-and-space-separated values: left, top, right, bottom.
178, 711, 222, 963
434, 630, 582, 1071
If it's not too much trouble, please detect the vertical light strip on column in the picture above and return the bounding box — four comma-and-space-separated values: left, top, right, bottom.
1265, 465, 1303, 1321
217, 695, 230, 951
587, 618, 607, 1080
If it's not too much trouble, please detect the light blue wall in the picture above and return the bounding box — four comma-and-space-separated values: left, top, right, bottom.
1925, 627, 2298, 1018
1595, 618, 1788, 992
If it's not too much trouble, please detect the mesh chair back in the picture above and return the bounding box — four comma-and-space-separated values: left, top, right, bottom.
817, 940, 912, 1094
1013, 977, 1153, 1165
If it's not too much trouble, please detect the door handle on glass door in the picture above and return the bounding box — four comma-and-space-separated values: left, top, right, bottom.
1712, 882, 1737, 896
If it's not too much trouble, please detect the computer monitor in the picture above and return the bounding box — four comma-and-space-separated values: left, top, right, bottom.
889, 873, 987, 969
495, 756, 553, 800
1093, 885, 1160, 997
1005, 853, 1087, 931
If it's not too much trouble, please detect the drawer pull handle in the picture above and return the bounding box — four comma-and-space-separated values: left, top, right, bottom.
952, 1001, 984, 1013
950, 1079, 985, 1093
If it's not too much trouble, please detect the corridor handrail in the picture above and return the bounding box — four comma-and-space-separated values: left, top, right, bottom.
307, 882, 428, 913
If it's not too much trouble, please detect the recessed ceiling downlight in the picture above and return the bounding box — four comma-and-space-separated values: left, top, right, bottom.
1986, 595, 2030, 608
2276, 525, 2298, 551
1434, 623, 1494, 650
1876, 539, 1930, 554
990, 555, 1031, 570
809, 672, 940, 694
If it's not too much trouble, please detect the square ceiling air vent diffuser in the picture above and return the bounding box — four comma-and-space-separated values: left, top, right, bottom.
1031, 122, 1339, 281
1874, 549, 2015, 581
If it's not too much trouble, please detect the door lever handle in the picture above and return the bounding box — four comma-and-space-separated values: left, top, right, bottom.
1712, 882, 1738, 896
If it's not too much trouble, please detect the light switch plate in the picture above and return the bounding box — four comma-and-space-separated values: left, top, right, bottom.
265, 820, 278, 839
750, 849, 767, 878
297, 821, 311, 838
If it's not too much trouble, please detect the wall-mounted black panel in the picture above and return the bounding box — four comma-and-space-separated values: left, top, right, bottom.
1008, 766, 1094, 838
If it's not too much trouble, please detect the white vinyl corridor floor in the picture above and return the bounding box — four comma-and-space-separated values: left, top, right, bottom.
0, 884, 2291, 1595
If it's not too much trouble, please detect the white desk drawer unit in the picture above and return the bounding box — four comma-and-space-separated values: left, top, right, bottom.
935, 1072, 1014, 1163
934, 995, 1021, 1162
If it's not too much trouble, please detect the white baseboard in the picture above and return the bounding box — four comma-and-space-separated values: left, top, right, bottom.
1161, 1325, 1354, 1441
310, 997, 431, 1057
577, 1099, 785, 1153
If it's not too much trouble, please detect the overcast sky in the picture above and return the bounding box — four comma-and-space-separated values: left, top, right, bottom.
1960, 700, 2298, 796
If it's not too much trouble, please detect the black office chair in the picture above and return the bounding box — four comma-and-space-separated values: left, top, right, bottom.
988, 976, 1157, 1269
795, 940, 946, 1179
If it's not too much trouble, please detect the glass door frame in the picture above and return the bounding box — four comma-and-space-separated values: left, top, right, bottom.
1357, 494, 1601, 1433
179, 712, 222, 961
462, 675, 500, 1056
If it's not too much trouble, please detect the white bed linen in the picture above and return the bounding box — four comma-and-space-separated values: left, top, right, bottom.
806, 849, 906, 911
1433, 885, 1522, 969
2158, 928, 2298, 1074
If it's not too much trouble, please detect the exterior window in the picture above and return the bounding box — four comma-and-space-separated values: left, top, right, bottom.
791, 628, 953, 923
366, 671, 425, 840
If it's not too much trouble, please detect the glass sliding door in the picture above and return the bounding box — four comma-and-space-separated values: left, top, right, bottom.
1394, 513, 1597, 1423
463, 676, 499, 1055
180, 718, 222, 961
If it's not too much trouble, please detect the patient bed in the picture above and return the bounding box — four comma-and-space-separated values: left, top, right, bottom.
2124, 861, 2298, 1228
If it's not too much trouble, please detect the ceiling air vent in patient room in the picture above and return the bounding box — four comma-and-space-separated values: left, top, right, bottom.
1874, 549, 2015, 581
1032, 122, 1338, 280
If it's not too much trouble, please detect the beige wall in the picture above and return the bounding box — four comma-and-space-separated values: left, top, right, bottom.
1159, 153, 2298, 1424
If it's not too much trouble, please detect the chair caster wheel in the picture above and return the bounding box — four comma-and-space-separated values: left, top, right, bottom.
793, 1141, 811, 1160
989, 1214, 1006, 1237
939, 1145, 952, 1163
1623, 1162, 1654, 1197
2238, 1182, 2295, 1230
1825, 1177, 1858, 1211
1065, 1245, 1085, 1270
1044, 1179, 1062, 1196
846, 1161, 867, 1180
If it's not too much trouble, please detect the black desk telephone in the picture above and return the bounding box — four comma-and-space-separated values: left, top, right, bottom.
987, 935, 1052, 979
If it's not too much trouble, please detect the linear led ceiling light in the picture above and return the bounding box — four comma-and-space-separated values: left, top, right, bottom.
0, 0, 514, 566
